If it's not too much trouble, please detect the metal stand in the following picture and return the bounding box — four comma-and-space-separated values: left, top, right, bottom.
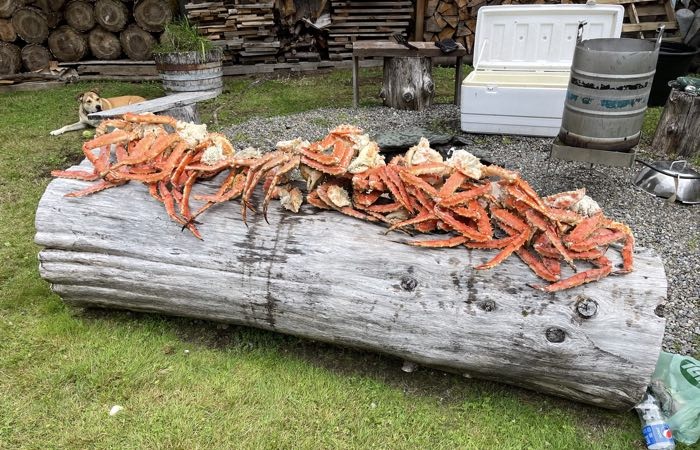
547, 137, 638, 182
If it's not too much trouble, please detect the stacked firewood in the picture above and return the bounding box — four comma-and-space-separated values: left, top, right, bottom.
327, 0, 413, 61
185, 0, 327, 65
0, 0, 174, 75
422, 0, 571, 53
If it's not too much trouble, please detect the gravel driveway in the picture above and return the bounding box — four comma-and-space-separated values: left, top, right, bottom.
224, 104, 700, 356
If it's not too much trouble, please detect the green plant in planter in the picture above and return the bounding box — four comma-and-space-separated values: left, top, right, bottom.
153, 19, 214, 57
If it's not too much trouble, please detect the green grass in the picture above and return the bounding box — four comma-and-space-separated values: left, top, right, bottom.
0, 70, 680, 449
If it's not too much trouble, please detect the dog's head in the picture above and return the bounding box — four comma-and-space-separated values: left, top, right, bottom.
77, 91, 103, 113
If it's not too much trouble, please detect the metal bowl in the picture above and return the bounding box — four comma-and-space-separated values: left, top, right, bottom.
633, 160, 700, 204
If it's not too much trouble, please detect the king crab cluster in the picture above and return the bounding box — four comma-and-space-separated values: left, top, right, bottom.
53, 114, 635, 292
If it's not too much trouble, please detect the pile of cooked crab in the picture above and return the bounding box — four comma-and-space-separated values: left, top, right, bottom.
53, 113, 634, 293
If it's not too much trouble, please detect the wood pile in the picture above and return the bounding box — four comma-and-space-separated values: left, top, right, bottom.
597, 0, 679, 40
0, 0, 173, 76
185, 0, 327, 65
420, 0, 572, 54
327, 0, 413, 61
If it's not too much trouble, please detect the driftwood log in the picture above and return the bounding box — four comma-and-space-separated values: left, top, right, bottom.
380, 57, 435, 111
35, 159, 668, 411
652, 88, 700, 159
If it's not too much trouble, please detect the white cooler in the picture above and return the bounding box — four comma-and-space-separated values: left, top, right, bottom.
460, 4, 625, 137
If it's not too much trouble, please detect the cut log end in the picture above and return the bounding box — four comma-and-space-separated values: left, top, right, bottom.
48, 25, 86, 62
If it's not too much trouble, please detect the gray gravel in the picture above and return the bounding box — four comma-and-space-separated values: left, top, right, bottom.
223, 104, 700, 356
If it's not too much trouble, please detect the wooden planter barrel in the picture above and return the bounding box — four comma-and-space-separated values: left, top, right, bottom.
34, 160, 668, 411
153, 48, 223, 95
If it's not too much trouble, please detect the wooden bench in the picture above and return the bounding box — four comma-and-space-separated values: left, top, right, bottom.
352, 41, 468, 109
88, 90, 220, 124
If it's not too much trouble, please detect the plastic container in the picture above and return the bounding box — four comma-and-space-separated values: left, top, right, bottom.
648, 43, 700, 107
459, 4, 624, 137
636, 392, 676, 450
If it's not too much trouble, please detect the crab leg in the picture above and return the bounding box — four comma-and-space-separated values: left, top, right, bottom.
475, 230, 530, 270
316, 183, 378, 222
383, 166, 414, 214
397, 170, 440, 199
525, 209, 577, 270
516, 248, 560, 282
563, 212, 603, 247
532, 256, 612, 293
408, 235, 468, 248
51, 169, 100, 181
64, 180, 126, 197
386, 211, 437, 232
439, 183, 492, 207
433, 206, 490, 242
262, 155, 300, 221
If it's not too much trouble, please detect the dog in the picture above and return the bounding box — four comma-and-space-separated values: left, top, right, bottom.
50, 90, 146, 136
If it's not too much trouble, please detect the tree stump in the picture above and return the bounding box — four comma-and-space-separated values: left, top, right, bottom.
21, 43, 50, 71
94, 0, 128, 33
12, 7, 48, 44
380, 57, 435, 111
133, 0, 172, 33
119, 24, 154, 60
35, 166, 668, 411
652, 88, 700, 159
0, 18, 15, 42
64, 0, 95, 33
88, 26, 121, 60
48, 25, 86, 62
0, 41, 20, 74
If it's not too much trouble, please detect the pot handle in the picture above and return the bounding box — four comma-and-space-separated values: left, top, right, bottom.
577, 21, 587, 44
656, 25, 665, 47
669, 160, 688, 172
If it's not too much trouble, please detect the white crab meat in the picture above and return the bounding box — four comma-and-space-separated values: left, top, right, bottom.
326, 185, 351, 208
405, 137, 443, 166
200, 133, 236, 166
234, 147, 262, 160
570, 195, 601, 217
176, 121, 208, 148
446, 149, 484, 179
347, 140, 385, 174
299, 164, 323, 191
277, 185, 303, 213
276, 137, 310, 153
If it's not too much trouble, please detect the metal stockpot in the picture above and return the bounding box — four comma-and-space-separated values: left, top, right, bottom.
633, 160, 700, 204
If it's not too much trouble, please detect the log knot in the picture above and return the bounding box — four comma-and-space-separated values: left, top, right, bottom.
400, 275, 418, 291
545, 327, 566, 343
478, 299, 496, 312
575, 295, 598, 319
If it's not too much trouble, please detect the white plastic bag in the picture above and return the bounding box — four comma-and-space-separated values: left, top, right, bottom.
650, 352, 700, 445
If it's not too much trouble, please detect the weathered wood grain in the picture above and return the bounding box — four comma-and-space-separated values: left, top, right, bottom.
380, 56, 435, 111
652, 88, 700, 159
35, 159, 668, 410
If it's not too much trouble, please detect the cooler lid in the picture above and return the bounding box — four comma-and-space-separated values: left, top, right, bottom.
473, 4, 624, 72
